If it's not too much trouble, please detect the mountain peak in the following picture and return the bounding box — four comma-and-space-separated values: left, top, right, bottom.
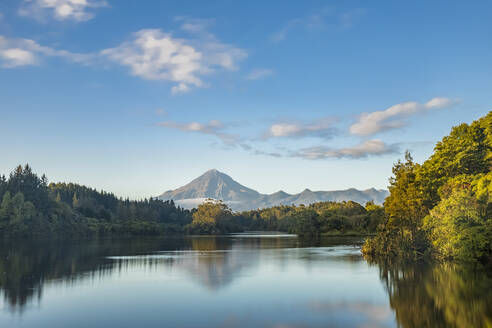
159, 169, 259, 202
159, 171, 389, 211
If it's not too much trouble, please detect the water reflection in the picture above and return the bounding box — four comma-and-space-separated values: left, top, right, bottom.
0, 235, 490, 327
369, 259, 492, 328
0, 234, 302, 311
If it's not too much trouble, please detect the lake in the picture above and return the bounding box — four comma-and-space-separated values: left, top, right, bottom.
0, 233, 491, 328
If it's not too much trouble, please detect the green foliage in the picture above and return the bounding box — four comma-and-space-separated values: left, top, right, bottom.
418, 115, 491, 208
188, 200, 239, 234
364, 111, 492, 262
0, 165, 192, 238
0, 165, 385, 238
423, 174, 492, 261
0, 191, 35, 235
292, 208, 320, 236
239, 200, 384, 236
363, 152, 429, 259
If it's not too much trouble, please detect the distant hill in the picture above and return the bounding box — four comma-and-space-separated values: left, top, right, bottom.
158, 169, 388, 211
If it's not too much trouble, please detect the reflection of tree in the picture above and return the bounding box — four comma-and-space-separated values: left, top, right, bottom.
0, 237, 189, 312
371, 259, 492, 328
0, 235, 300, 312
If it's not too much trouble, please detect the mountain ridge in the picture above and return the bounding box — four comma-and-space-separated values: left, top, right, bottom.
158, 169, 388, 211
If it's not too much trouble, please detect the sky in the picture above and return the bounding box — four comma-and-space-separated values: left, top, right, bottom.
0, 0, 491, 198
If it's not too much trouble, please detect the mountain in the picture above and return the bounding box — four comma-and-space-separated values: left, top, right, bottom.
158, 169, 388, 211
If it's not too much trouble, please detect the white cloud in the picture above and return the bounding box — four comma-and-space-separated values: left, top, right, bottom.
0, 48, 36, 67
157, 117, 398, 160
350, 97, 458, 136
158, 120, 240, 145
19, 0, 108, 22
292, 140, 398, 160
0, 35, 91, 68
246, 68, 273, 80
265, 118, 337, 139
270, 123, 302, 137
102, 29, 247, 94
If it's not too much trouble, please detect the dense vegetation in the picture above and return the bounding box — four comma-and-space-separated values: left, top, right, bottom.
363, 112, 492, 262
0, 165, 192, 237
188, 199, 384, 236
0, 165, 384, 238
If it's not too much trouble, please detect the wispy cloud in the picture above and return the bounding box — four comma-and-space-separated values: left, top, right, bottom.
271, 7, 364, 42
174, 17, 215, 35
245, 68, 274, 80
154, 95, 459, 160
339, 8, 366, 29
157, 120, 241, 145
19, 0, 108, 22
291, 140, 398, 160
264, 118, 337, 140
155, 108, 167, 116
157, 117, 398, 160
101, 26, 247, 94
350, 97, 459, 136
0, 35, 92, 68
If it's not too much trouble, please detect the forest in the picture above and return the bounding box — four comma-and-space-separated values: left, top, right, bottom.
2, 112, 490, 264
363, 111, 492, 263
187, 198, 383, 236
0, 165, 384, 238
0, 165, 192, 237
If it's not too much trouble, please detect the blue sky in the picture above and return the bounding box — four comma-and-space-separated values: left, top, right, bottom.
0, 0, 490, 198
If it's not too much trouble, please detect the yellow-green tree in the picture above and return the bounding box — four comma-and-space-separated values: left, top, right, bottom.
424, 173, 492, 261
364, 111, 492, 261
189, 200, 236, 234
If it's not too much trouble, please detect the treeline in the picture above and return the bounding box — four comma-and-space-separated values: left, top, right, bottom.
0, 164, 385, 238
363, 111, 492, 263
0, 165, 192, 237
187, 199, 385, 236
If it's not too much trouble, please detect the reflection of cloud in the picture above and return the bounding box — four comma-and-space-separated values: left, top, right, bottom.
308, 300, 393, 327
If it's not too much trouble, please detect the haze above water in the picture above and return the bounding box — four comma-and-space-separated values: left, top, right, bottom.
1, 234, 491, 328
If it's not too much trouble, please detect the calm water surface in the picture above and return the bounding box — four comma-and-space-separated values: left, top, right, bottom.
0, 234, 491, 328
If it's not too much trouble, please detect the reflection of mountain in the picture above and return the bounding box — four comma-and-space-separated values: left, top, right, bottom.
178, 238, 258, 290
2, 236, 491, 328
151, 236, 299, 291
0, 236, 299, 311
158, 169, 389, 211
